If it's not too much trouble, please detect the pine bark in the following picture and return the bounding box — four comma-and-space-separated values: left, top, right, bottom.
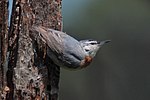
0, 0, 9, 99
1, 0, 62, 99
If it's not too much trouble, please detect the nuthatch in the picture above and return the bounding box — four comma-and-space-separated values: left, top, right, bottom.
33, 26, 110, 70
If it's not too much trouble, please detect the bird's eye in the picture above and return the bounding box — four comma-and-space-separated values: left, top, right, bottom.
85, 49, 89, 52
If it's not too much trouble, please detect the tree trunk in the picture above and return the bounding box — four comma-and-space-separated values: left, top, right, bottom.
0, 0, 9, 99
1, 0, 62, 99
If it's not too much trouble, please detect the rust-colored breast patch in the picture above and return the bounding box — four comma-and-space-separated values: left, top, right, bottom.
80, 56, 93, 68
85, 56, 93, 63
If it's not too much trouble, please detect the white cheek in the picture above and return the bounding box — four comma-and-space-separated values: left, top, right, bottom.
84, 46, 91, 50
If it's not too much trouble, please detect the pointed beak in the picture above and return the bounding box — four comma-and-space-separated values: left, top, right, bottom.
99, 40, 111, 46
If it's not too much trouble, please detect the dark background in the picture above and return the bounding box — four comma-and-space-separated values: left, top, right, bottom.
60, 0, 150, 100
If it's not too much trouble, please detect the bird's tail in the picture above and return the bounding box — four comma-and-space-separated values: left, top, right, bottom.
33, 26, 49, 42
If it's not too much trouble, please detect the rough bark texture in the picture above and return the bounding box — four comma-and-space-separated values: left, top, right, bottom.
1, 0, 62, 99
0, 0, 9, 99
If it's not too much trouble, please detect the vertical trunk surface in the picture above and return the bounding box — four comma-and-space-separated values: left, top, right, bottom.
1, 0, 62, 99
0, 0, 9, 99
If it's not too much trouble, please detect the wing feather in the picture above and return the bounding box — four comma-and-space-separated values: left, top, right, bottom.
33, 26, 64, 54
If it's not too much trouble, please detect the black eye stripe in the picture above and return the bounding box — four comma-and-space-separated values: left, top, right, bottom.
90, 42, 97, 45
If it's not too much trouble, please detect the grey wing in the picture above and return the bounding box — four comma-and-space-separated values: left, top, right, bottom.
33, 26, 65, 54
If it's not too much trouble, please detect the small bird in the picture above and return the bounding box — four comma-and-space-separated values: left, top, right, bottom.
33, 26, 110, 70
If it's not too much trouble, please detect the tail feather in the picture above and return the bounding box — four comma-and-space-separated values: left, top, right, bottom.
33, 26, 49, 42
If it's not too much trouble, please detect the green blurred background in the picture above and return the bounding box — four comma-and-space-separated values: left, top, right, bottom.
60, 0, 150, 100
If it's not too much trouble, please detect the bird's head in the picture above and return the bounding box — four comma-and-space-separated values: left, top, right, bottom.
80, 39, 111, 57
